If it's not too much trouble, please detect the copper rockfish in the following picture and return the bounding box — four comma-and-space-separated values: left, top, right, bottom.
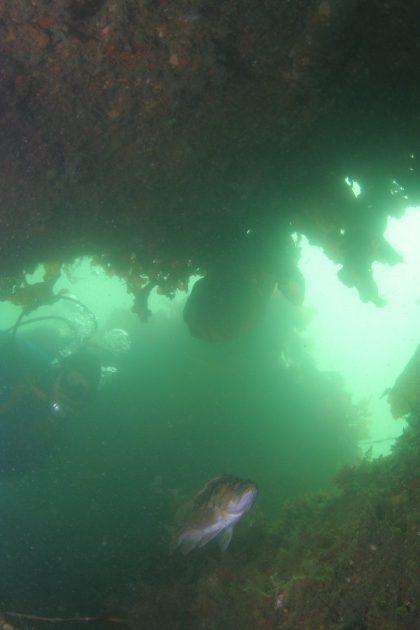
169, 474, 259, 555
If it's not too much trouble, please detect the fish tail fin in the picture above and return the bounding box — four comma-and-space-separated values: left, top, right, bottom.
162, 524, 179, 555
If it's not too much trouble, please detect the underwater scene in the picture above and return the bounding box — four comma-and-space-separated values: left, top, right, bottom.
2, 1, 420, 628
1, 216, 420, 630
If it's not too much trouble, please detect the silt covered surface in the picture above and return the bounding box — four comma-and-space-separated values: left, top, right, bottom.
0, 0, 420, 309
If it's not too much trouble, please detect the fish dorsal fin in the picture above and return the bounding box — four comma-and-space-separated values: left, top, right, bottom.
174, 501, 194, 526
217, 526, 233, 552
193, 475, 225, 508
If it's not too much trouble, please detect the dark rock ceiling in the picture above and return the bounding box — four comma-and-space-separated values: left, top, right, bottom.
0, 0, 419, 319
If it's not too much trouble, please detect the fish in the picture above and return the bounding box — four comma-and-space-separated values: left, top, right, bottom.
168, 474, 259, 555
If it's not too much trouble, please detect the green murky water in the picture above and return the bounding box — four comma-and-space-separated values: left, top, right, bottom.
0, 285, 361, 616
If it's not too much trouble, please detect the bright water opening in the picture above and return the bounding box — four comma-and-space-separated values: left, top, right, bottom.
0, 259, 192, 330
2, 209, 419, 461
297, 206, 420, 457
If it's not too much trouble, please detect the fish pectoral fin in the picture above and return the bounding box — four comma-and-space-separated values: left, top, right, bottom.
197, 527, 224, 549
217, 527, 233, 552
184, 507, 218, 529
